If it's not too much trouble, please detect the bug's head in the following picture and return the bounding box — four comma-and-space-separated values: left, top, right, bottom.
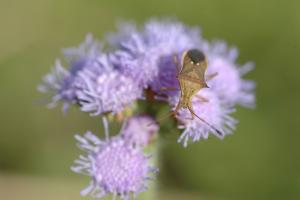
186, 49, 206, 64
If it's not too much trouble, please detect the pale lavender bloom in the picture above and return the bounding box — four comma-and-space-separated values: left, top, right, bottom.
110, 19, 202, 89
203, 40, 256, 108
71, 131, 157, 200
121, 116, 159, 147
38, 60, 74, 111
38, 34, 102, 112
106, 21, 138, 49
169, 89, 237, 147
109, 29, 157, 89
75, 54, 142, 116
39, 34, 141, 115
62, 34, 103, 71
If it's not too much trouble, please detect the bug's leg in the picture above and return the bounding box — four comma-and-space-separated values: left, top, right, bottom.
145, 88, 170, 102
187, 103, 223, 136
148, 112, 173, 126
187, 103, 195, 120
173, 102, 182, 116
206, 72, 218, 81
147, 103, 181, 127
160, 87, 179, 91
195, 95, 209, 103
173, 54, 181, 74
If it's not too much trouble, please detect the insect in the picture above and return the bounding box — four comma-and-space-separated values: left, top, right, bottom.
160, 49, 222, 136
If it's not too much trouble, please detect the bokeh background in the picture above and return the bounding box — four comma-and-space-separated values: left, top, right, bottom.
1, 0, 299, 199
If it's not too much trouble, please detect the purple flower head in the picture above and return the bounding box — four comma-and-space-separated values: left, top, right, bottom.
169, 89, 237, 147
38, 60, 74, 111
62, 34, 103, 73
75, 54, 142, 116
109, 29, 157, 89
121, 116, 159, 147
110, 19, 202, 89
38, 34, 102, 112
106, 21, 138, 49
72, 131, 157, 200
38, 18, 256, 200
203, 40, 256, 108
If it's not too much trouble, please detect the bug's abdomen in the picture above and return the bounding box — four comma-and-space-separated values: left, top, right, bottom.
179, 79, 201, 108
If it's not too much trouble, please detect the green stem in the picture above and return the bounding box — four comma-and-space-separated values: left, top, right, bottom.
139, 142, 159, 200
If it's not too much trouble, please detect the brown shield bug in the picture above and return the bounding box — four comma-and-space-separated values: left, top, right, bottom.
160, 49, 222, 135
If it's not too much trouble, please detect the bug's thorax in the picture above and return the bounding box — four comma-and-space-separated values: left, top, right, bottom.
179, 50, 208, 85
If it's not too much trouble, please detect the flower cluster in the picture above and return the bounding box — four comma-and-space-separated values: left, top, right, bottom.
39, 18, 255, 199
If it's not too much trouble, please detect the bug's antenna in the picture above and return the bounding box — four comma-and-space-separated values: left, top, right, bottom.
187, 106, 223, 136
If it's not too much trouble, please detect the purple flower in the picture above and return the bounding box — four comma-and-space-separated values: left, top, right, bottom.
169, 89, 237, 147
75, 54, 142, 116
38, 59, 74, 111
110, 19, 202, 89
62, 34, 103, 72
38, 17, 256, 200
106, 21, 138, 49
71, 131, 157, 199
120, 116, 159, 147
203, 40, 256, 108
109, 29, 157, 89
38, 34, 102, 112
106, 19, 254, 146
39, 34, 142, 115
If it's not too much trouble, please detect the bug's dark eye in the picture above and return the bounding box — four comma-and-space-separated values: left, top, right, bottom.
187, 49, 205, 63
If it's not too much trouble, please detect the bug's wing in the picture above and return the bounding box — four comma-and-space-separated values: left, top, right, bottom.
180, 51, 196, 74
194, 62, 209, 87
180, 62, 195, 74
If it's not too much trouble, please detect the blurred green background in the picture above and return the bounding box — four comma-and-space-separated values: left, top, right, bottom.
0, 0, 299, 199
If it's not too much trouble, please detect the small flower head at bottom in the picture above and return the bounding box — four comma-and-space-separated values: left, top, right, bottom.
71, 131, 156, 200
121, 115, 159, 147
